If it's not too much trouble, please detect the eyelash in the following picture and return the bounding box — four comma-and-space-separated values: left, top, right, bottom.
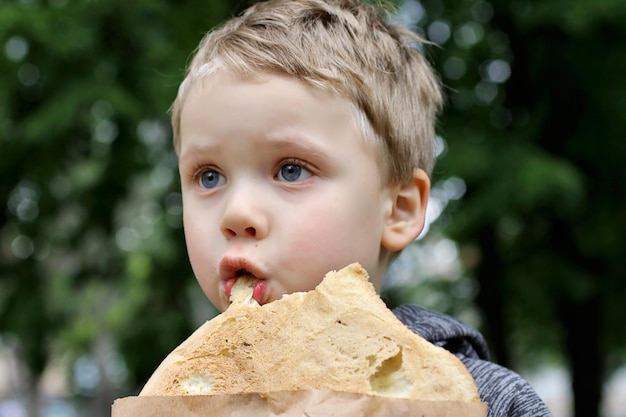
190, 163, 220, 184
187, 158, 316, 186
276, 158, 314, 177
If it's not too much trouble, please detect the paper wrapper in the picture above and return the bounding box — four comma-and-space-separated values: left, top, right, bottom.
112, 390, 487, 416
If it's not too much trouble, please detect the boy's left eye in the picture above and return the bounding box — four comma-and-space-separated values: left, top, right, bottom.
277, 162, 312, 182
199, 169, 226, 189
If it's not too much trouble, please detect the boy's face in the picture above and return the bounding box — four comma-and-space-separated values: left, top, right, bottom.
178, 70, 397, 312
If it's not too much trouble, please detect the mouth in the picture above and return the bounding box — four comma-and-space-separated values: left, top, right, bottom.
224, 270, 268, 305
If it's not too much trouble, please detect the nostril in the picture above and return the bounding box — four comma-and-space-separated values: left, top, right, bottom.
221, 226, 257, 239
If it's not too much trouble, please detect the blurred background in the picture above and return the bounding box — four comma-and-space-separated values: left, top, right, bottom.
1, 0, 625, 416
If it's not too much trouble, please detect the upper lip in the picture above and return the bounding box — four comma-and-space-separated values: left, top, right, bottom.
219, 256, 266, 281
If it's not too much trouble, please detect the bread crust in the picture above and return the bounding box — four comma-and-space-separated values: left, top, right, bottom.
140, 263, 480, 402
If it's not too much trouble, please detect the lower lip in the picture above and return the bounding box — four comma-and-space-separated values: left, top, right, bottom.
223, 278, 237, 299
252, 279, 267, 304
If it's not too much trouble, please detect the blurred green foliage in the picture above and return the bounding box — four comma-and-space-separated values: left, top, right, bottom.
1, 1, 625, 416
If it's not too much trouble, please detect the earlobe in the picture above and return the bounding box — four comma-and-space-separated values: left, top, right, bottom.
381, 169, 430, 252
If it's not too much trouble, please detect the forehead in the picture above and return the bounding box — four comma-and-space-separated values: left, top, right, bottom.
181, 69, 353, 133
177, 69, 388, 176
179, 70, 362, 153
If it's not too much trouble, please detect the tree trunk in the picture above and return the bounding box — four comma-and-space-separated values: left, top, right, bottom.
559, 294, 603, 417
93, 333, 119, 417
8, 339, 41, 417
475, 226, 510, 367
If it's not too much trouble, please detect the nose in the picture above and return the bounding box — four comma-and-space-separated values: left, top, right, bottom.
220, 187, 269, 240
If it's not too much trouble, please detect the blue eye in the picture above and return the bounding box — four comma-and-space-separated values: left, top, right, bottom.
277, 163, 312, 182
199, 170, 226, 189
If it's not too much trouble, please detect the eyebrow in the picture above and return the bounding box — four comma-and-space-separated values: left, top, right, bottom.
265, 135, 331, 160
179, 135, 331, 164
178, 143, 217, 167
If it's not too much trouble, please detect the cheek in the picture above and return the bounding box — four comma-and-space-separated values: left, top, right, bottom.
288, 218, 338, 253
285, 201, 382, 267
183, 215, 217, 284
186, 234, 205, 271
185, 232, 208, 281
185, 230, 225, 308
184, 214, 202, 263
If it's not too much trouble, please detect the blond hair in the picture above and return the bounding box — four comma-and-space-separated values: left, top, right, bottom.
171, 0, 444, 182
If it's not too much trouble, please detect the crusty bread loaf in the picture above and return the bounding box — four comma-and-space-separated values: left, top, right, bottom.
139, 263, 480, 402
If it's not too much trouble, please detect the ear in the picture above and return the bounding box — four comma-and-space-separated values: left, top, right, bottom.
381, 168, 430, 252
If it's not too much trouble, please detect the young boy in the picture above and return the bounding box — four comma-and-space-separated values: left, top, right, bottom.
172, 0, 552, 415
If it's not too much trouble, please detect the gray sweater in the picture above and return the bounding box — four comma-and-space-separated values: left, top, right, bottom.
393, 305, 553, 417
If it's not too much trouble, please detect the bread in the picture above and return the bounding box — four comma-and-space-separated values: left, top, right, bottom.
139, 263, 480, 402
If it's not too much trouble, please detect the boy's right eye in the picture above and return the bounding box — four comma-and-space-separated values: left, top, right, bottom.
198, 169, 226, 189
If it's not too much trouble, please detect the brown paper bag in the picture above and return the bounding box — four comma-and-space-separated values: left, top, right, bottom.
112, 390, 487, 416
